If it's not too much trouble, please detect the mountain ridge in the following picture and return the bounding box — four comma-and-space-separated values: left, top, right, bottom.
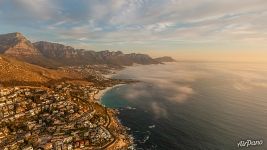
0, 32, 175, 67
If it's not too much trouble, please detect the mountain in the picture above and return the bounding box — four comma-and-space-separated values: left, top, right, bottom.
0, 55, 78, 86
0, 32, 64, 68
0, 32, 40, 56
0, 32, 173, 67
33, 41, 159, 66
154, 56, 176, 62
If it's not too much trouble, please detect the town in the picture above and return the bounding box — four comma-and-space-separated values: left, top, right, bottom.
0, 81, 133, 150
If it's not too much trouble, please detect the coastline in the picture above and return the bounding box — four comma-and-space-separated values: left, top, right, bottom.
93, 83, 134, 149
94, 84, 125, 101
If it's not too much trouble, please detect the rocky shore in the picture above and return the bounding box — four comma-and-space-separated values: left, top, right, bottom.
93, 84, 134, 150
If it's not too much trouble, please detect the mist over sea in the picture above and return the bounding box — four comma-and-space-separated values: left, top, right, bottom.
101, 62, 267, 150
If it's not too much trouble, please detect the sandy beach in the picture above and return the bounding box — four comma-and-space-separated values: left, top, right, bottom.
94, 84, 125, 101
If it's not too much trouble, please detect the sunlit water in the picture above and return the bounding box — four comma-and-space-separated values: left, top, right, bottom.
101, 62, 267, 150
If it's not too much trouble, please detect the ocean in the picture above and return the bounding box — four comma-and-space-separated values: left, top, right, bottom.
101, 62, 267, 150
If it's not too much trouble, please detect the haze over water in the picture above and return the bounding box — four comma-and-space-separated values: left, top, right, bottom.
101, 62, 267, 149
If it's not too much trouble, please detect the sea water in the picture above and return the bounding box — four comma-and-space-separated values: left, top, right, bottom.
101, 62, 267, 150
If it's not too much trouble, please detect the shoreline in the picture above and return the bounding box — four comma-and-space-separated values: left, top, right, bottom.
94, 84, 126, 101
93, 83, 135, 149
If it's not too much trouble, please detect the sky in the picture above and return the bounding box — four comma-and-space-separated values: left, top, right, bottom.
0, 0, 267, 61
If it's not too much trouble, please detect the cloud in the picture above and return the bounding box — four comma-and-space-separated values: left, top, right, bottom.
111, 62, 209, 118
233, 71, 267, 91
122, 83, 151, 100
0, 0, 267, 52
3, 0, 59, 20
145, 22, 174, 32
167, 86, 195, 102
151, 102, 168, 118
204, 63, 267, 91
113, 62, 267, 119
115, 63, 206, 104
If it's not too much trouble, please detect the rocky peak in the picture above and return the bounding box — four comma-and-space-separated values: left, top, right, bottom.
0, 32, 40, 56
2, 32, 23, 38
11, 32, 23, 38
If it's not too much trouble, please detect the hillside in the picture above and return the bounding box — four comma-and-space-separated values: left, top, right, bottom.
0, 55, 75, 86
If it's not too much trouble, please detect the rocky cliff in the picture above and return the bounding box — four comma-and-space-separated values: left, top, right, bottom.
34, 41, 158, 66
0, 32, 173, 67
0, 32, 40, 56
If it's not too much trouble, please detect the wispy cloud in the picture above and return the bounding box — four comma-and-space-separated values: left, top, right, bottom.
151, 102, 168, 118
1, 0, 60, 20
199, 63, 267, 91
0, 0, 266, 53
114, 62, 209, 118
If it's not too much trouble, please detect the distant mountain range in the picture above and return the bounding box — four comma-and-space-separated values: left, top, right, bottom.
0, 32, 175, 68
154, 56, 176, 62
